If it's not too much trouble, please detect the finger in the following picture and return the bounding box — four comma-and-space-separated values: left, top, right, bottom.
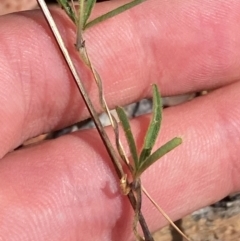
1, 0, 240, 156
89, 0, 240, 95
0, 81, 239, 240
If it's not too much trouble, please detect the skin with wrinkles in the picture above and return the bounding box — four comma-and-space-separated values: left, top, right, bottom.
0, 0, 240, 240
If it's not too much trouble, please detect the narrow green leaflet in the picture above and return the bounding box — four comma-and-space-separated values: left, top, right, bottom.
139, 84, 162, 163
83, 0, 97, 27
116, 106, 139, 169
57, 0, 76, 23
84, 0, 146, 30
136, 137, 182, 177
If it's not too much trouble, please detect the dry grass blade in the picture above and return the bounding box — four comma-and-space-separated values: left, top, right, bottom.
78, 43, 132, 170
142, 186, 191, 241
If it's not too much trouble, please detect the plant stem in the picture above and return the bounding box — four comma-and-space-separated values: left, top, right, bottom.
37, 0, 125, 178
76, 0, 85, 49
132, 178, 143, 240
36, 1, 154, 240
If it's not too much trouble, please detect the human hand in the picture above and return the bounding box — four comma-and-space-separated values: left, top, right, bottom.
0, 0, 240, 240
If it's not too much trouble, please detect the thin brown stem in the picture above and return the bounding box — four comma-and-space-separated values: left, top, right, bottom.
79, 43, 133, 170
37, 0, 124, 178
128, 190, 154, 241
132, 178, 143, 240
79, 35, 153, 241
36, 1, 154, 240
142, 187, 190, 241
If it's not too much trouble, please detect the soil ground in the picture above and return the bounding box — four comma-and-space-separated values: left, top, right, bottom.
154, 196, 240, 241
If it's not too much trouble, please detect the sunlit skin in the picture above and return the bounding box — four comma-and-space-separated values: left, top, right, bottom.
0, 0, 240, 240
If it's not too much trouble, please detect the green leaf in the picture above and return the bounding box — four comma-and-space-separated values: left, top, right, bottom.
139, 84, 162, 163
83, 0, 97, 27
84, 0, 146, 30
57, 0, 77, 23
116, 106, 139, 169
135, 137, 182, 177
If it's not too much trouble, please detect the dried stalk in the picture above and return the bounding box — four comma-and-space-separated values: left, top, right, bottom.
78, 19, 148, 241
142, 187, 190, 241
36, 1, 154, 240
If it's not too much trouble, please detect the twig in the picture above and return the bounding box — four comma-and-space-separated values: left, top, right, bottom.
142, 186, 190, 241
36, 1, 154, 240
36, 0, 124, 178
